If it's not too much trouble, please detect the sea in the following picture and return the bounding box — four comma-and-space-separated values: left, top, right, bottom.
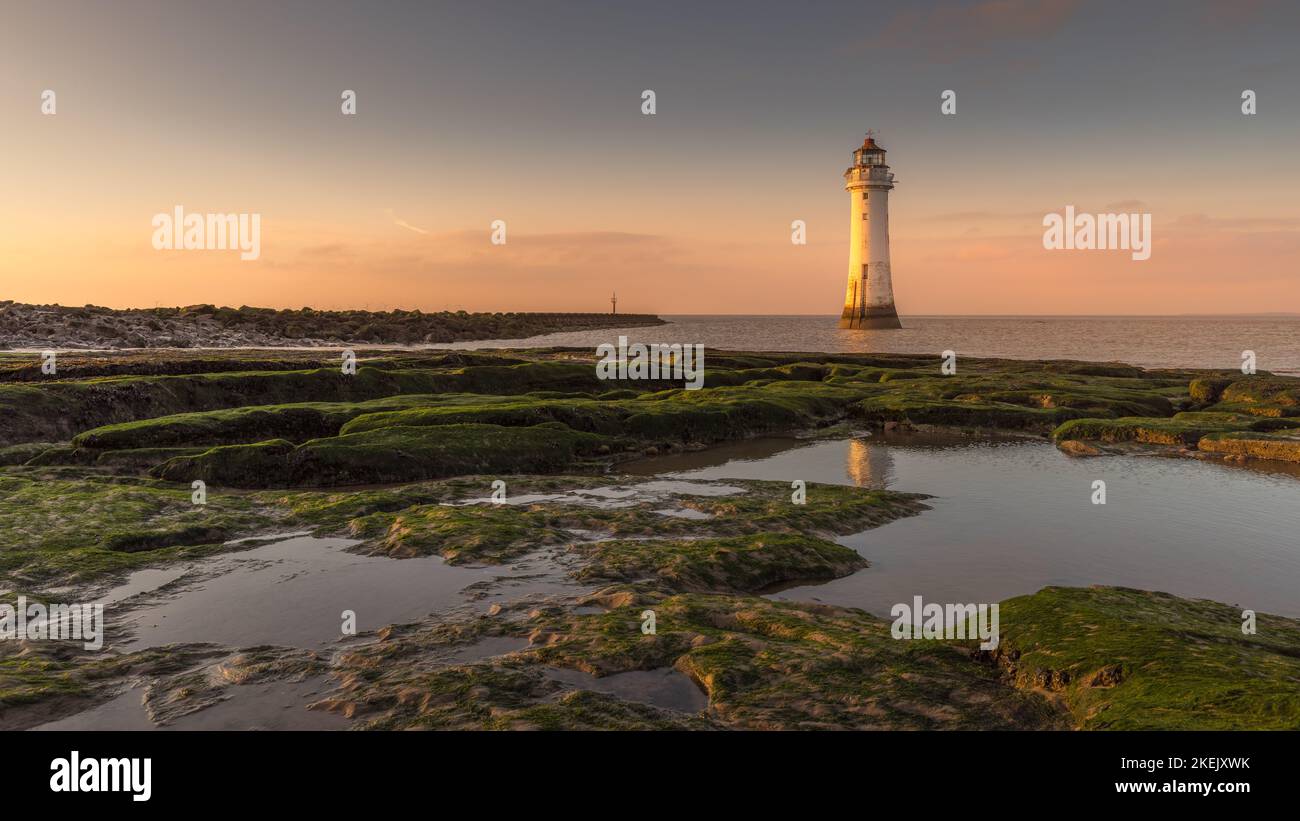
437, 315, 1300, 374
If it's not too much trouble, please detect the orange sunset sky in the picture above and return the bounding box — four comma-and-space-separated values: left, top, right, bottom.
2, 0, 1298, 316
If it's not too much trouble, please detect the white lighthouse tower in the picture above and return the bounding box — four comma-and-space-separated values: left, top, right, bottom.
839, 132, 901, 329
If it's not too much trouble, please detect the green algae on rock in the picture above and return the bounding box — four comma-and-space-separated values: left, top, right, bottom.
1050, 373, 1300, 463
986, 586, 1300, 730
306, 550, 1300, 731
574, 533, 867, 593
152, 423, 615, 488
349, 502, 576, 563
0, 472, 284, 586
1052, 416, 1241, 447
315, 590, 1065, 730
18, 347, 1295, 481
340, 479, 926, 566
1197, 430, 1300, 463
522, 591, 1065, 730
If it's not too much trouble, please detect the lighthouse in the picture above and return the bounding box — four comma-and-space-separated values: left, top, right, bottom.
839, 132, 902, 329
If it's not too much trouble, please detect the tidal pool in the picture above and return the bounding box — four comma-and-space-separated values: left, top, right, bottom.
625, 432, 1300, 619
34, 677, 348, 731
108, 534, 577, 651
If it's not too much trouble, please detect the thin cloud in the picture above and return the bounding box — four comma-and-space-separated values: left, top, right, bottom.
385, 208, 429, 235
1170, 214, 1300, 232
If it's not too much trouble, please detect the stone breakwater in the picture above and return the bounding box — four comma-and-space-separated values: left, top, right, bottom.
0, 301, 664, 350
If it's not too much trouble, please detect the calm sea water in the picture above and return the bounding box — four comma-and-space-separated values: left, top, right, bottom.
439, 315, 1300, 374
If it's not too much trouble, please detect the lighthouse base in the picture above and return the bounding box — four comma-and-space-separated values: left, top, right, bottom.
839, 305, 902, 330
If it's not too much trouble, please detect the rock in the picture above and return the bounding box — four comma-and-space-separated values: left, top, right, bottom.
1199, 430, 1300, 464
1057, 439, 1101, 457
1088, 664, 1124, 688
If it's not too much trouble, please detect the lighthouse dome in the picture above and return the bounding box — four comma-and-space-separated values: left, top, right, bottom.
854, 134, 886, 166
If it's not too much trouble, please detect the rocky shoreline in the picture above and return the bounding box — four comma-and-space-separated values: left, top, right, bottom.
2, 347, 1298, 730
0, 301, 664, 350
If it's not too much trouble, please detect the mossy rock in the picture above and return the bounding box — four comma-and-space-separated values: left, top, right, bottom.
1189, 376, 1234, 403
1220, 376, 1300, 406
351, 502, 574, 563
1198, 430, 1300, 463
524, 592, 1066, 730
95, 446, 211, 471
992, 586, 1300, 730
154, 424, 613, 488
859, 395, 1079, 429
71, 401, 389, 450
574, 532, 867, 593
1042, 362, 1148, 379
325, 656, 711, 730
1172, 411, 1296, 431
326, 589, 1065, 730
0, 472, 277, 584
102, 524, 229, 553
1052, 416, 1240, 447
0, 442, 57, 466
340, 479, 926, 566
23, 445, 99, 466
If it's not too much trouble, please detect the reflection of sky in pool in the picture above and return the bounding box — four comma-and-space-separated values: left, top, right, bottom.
629, 433, 1300, 618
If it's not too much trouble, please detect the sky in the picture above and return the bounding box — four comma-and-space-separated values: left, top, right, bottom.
2, 0, 1299, 316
